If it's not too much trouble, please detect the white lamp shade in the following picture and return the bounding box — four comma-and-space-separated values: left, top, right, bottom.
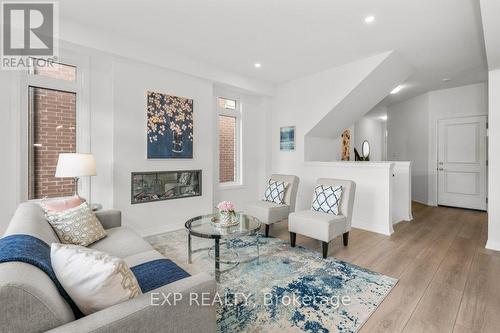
55, 153, 97, 178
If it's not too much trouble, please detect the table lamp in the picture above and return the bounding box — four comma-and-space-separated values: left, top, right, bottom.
55, 153, 97, 197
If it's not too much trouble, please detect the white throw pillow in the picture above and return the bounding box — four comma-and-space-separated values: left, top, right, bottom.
51, 243, 142, 315
263, 179, 288, 204
311, 185, 343, 215
45, 202, 107, 246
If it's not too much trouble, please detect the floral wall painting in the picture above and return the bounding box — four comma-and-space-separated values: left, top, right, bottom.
280, 126, 295, 151
341, 128, 351, 161
147, 91, 193, 159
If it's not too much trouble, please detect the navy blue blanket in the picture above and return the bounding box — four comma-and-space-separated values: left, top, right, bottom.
131, 259, 190, 293
0, 234, 190, 317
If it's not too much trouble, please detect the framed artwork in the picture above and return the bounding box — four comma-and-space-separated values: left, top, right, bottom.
280, 126, 295, 151
147, 91, 193, 158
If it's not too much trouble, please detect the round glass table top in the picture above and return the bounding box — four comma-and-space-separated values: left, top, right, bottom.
185, 213, 261, 239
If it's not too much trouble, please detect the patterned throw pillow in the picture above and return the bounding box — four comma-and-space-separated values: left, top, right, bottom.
51, 243, 142, 315
45, 202, 107, 246
311, 185, 343, 215
263, 179, 288, 204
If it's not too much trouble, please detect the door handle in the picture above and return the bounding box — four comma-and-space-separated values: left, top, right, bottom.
438, 168, 444, 171
438, 162, 444, 165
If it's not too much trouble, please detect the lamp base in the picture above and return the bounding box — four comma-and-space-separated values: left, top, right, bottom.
74, 177, 80, 197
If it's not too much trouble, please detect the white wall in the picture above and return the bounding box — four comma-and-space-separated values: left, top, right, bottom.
387, 94, 430, 204
270, 54, 414, 235
0, 42, 270, 237
487, 69, 500, 250
0, 72, 19, 235
112, 58, 214, 236
387, 82, 488, 205
426, 83, 488, 205
111, 59, 271, 236
354, 117, 385, 161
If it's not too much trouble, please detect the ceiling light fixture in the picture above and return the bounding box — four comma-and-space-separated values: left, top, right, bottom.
390, 85, 404, 94
442, 78, 451, 82
380, 115, 388, 121
364, 15, 375, 24
254, 63, 262, 68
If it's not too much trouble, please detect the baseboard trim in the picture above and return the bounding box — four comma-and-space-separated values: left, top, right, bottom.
485, 239, 500, 252
412, 199, 436, 207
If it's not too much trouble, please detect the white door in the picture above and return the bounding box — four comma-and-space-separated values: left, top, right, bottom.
438, 116, 487, 210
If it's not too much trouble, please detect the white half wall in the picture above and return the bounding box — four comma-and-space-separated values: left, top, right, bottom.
297, 162, 396, 236
487, 69, 500, 251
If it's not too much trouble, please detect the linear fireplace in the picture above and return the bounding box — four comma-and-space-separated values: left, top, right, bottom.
131, 170, 201, 204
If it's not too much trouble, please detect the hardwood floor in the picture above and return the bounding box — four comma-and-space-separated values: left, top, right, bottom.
269, 202, 499, 333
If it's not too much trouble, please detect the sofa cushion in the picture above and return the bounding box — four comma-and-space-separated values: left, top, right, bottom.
89, 227, 153, 258
123, 250, 166, 267
244, 200, 289, 224
288, 210, 347, 243
51, 243, 142, 315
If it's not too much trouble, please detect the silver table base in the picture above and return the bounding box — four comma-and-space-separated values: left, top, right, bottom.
187, 233, 260, 282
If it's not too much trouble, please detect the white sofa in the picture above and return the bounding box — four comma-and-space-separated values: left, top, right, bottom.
0, 202, 217, 333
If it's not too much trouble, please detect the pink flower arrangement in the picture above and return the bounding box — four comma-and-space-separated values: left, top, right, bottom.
217, 201, 235, 213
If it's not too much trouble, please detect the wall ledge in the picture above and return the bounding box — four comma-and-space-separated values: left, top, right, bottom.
304, 161, 395, 169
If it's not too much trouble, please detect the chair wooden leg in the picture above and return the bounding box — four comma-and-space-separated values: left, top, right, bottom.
343, 232, 349, 246
290, 232, 296, 247
265, 224, 270, 237
322, 241, 329, 259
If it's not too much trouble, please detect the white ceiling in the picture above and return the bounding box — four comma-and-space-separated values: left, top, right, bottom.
60, 0, 487, 103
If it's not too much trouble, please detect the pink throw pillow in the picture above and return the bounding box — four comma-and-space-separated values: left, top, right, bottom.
41, 196, 83, 212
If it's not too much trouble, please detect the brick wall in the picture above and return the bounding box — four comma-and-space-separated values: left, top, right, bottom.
34, 62, 76, 81
30, 87, 76, 199
219, 115, 236, 183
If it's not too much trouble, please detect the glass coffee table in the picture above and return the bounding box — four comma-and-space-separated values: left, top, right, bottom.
185, 213, 261, 282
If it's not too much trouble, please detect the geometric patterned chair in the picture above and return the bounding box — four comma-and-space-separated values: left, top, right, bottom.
288, 178, 356, 258
243, 174, 300, 237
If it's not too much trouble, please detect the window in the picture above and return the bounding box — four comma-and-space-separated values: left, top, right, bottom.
27, 60, 79, 199
218, 97, 241, 184
30, 58, 77, 81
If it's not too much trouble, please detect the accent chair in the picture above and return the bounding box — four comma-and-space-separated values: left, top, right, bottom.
288, 178, 356, 258
243, 174, 300, 237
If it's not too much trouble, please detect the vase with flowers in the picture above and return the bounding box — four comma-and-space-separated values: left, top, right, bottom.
216, 201, 238, 227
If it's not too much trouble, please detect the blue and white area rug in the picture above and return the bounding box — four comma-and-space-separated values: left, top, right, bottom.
146, 231, 397, 333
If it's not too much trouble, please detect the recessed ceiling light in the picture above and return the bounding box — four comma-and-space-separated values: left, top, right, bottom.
390, 85, 404, 94
442, 78, 451, 82
254, 63, 262, 68
365, 15, 375, 24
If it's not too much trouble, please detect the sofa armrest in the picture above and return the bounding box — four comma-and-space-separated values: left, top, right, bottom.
47, 272, 217, 333
95, 210, 122, 229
